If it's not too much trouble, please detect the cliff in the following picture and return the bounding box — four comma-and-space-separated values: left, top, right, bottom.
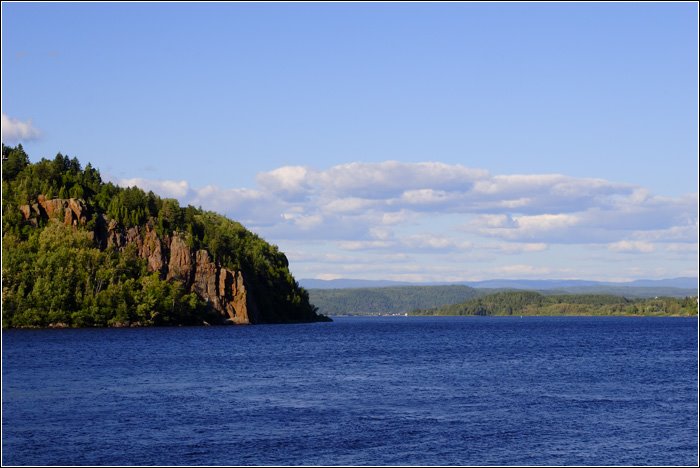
3, 148, 328, 328
15, 195, 308, 325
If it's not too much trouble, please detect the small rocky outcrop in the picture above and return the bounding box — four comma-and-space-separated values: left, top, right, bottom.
19, 196, 88, 227
191, 250, 261, 324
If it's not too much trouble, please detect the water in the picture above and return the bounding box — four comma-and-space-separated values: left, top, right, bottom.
2, 316, 698, 466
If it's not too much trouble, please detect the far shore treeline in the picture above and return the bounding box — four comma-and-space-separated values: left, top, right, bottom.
410, 290, 697, 317
308, 285, 697, 317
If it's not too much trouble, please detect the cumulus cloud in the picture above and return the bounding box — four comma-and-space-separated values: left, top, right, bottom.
257, 166, 312, 199
608, 240, 655, 253
1, 113, 41, 142
492, 264, 554, 276
119, 177, 191, 199
189, 185, 283, 227
256, 161, 488, 201
495, 243, 549, 254
118, 163, 697, 246
401, 234, 473, 251
317, 161, 487, 199
338, 240, 396, 251
112, 160, 697, 280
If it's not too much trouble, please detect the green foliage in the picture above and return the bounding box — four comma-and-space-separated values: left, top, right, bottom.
1, 223, 209, 328
2, 144, 30, 181
414, 290, 698, 317
308, 285, 482, 315
2, 145, 324, 327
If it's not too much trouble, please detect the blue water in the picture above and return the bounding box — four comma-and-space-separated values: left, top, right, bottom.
2, 316, 698, 466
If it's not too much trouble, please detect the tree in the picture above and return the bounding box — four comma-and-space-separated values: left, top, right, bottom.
2, 143, 30, 181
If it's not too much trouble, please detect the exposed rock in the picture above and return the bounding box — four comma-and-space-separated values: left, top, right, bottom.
106, 218, 124, 249
19, 205, 31, 220
193, 250, 218, 302
167, 235, 193, 285
109, 321, 130, 328
182, 244, 260, 324
141, 224, 167, 275
19, 195, 265, 325
37, 195, 68, 220
25, 196, 89, 227
67, 198, 87, 225
48, 322, 69, 329
219, 268, 260, 324
125, 227, 140, 246
64, 207, 74, 226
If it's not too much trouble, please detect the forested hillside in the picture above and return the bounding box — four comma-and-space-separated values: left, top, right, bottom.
413, 290, 698, 316
308, 285, 482, 315
1, 144, 328, 328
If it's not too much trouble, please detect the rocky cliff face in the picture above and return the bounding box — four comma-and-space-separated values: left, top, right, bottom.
20, 195, 88, 227
19, 197, 261, 324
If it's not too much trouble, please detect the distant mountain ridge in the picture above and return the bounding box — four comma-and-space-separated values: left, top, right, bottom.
301, 277, 698, 290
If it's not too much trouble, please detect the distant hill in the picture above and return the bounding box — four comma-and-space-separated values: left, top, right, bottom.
623, 278, 698, 289
307, 285, 482, 316
304, 278, 698, 316
301, 277, 698, 291
300, 278, 414, 289
412, 290, 698, 317
543, 286, 698, 298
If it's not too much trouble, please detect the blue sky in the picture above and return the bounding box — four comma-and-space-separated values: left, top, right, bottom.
2, 2, 698, 282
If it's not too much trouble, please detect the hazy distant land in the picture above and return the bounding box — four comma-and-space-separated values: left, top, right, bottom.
306, 280, 698, 317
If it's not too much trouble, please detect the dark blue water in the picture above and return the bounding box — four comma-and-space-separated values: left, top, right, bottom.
2, 316, 698, 466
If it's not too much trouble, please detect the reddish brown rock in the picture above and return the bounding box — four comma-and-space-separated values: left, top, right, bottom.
37, 195, 67, 219
106, 219, 124, 249
220, 268, 260, 324
29, 196, 89, 227
190, 253, 259, 324
18, 195, 261, 325
167, 234, 193, 285
19, 205, 31, 220
142, 225, 166, 274
64, 207, 74, 226
193, 250, 219, 303
67, 198, 87, 225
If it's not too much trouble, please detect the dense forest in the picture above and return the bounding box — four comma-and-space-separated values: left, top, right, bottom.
308, 285, 483, 315
1, 144, 328, 328
413, 290, 698, 317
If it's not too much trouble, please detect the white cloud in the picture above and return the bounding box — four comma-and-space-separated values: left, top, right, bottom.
496, 243, 549, 254
1, 113, 41, 142
338, 240, 396, 251
112, 160, 698, 281
400, 189, 453, 205
492, 264, 554, 277
608, 240, 655, 253
321, 197, 379, 214
665, 243, 698, 253
317, 160, 488, 198
471, 213, 583, 242
118, 177, 191, 199
402, 234, 473, 251
256, 166, 311, 199
189, 185, 282, 227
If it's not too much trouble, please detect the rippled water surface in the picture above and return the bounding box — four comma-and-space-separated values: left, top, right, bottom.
2, 316, 698, 465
